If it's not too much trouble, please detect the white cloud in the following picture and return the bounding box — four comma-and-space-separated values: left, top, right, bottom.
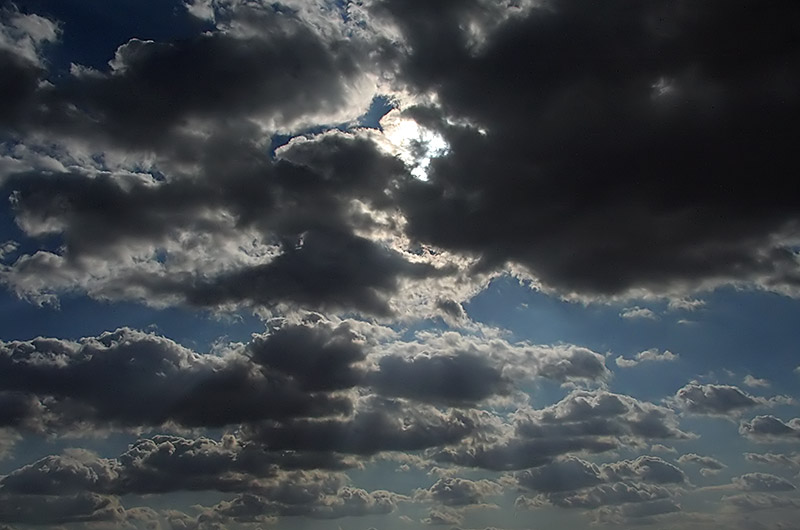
620, 306, 658, 320
616, 348, 678, 368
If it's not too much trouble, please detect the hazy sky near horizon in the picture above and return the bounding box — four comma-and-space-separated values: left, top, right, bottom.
1, 1, 800, 529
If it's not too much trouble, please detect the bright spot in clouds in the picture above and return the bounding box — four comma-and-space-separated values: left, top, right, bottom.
379, 109, 449, 181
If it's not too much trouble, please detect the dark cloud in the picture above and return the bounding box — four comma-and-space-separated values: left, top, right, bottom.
248, 321, 366, 392
7, 7, 371, 147
0, 327, 352, 430
0, 492, 123, 526
367, 351, 508, 405
384, 0, 800, 296
4, 132, 435, 315
244, 396, 479, 456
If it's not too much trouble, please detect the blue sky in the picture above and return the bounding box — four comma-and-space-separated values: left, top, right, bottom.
1, 1, 799, 529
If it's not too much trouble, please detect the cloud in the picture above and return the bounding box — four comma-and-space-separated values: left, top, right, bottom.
740, 416, 800, 441
434, 390, 690, 471
677, 453, 726, 476
0, 326, 356, 430
744, 452, 800, 472
615, 348, 678, 368
367, 352, 509, 405
743, 375, 771, 389
620, 307, 658, 320
732, 473, 796, 492
723, 493, 800, 512
415, 477, 502, 506
672, 383, 778, 416
384, 0, 800, 298
243, 396, 480, 456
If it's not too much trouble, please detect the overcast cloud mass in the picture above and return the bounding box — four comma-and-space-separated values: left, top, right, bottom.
0, 0, 799, 528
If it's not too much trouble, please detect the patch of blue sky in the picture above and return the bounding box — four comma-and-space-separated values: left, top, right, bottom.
17, 0, 212, 76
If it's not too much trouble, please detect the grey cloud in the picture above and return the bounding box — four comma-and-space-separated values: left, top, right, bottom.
385, 0, 800, 297
0, 327, 352, 430
677, 453, 726, 475
723, 493, 800, 512
745, 452, 800, 471
0, 435, 352, 497
594, 498, 680, 523
599, 456, 687, 485
244, 396, 478, 456
516, 457, 603, 493
733, 473, 796, 492
673, 383, 768, 416
422, 506, 462, 526
367, 352, 509, 405
10, 8, 372, 147
415, 477, 501, 506
0, 492, 123, 526
549, 482, 674, 510
517, 390, 690, 441
193, 487, 402, 523
740, 416, 800, 441
5, 136, 433, 315
247, 321, 367, 392
434, 391, 689, 471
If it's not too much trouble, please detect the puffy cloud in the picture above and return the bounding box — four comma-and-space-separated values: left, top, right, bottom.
744, 452, 800, 472
388, 0, 800, 298
677, 453, 726, 476
422, 506, 463, 526
0, 492, 124, 526
0, 7, 60, 67
0, 326, 357, 430
415, 477, 502, 506
740, 416, 800, 441
672, 383, 775, 416
620, 307, 658, 320
723, 493, 800, 512
367, 352, 508, 405
615, 348, 678, 368
0, 435, 354, 497
743, 375, 771, 389
549, 482, 675, 510
732, 473, 796, 492
434, 390, 690, 471
516, 457, 603, 493
244, 396, 479, 456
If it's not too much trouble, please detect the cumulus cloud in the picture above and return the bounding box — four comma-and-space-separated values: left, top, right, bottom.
620, 307, 658, 320
745, 452, 800, 472
615, 348, 678, 368
672, 383, 783, 416
723, 493, 800, 512
740, 416, 800, 441
0, 326, 356, 430
388, 0, 800, 298
415, 477, 502, 506
434, 390, 690, 471
677, 453, 726, 476
743, 375, 771, 389
732, 473, 796, 492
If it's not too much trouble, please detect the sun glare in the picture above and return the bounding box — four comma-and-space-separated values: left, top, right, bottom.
379, 109, 450, 181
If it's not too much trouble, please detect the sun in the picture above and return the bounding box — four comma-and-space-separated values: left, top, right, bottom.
379, 109, 450, 181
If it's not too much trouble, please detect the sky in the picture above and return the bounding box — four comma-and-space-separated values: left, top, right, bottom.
0, 1, 799, 529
